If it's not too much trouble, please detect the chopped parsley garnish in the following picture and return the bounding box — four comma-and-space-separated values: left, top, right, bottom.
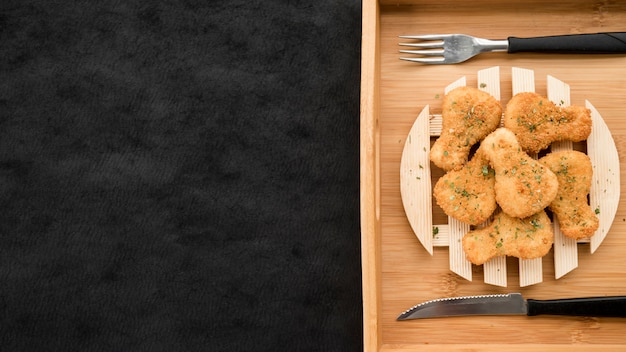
530, 218, 543, 229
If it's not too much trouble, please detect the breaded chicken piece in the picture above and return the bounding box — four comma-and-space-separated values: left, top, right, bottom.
480, 128, 558, 218
433, 149, 497, 225
503, 92, 592, 154
430, 86, 502, 171
539, 150, 599, 239
462, 210, 554, 265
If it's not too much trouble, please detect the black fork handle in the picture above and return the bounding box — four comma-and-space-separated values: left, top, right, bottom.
508, 32, 626, 53
527, 296, 626, 317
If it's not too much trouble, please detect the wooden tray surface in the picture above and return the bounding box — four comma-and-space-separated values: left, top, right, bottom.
360, 1, 626, 350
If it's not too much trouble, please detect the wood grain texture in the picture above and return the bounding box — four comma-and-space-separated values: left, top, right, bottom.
361, 0, 382, 351
361, 0, 626, 350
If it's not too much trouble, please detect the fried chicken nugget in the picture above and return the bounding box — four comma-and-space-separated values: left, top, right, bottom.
481, 128, 558, 218
433, 149, 497, 225
430, 86, 502, 171
539, 150, 599, 239
462, 210, 553, 265
503, 92, 592, 154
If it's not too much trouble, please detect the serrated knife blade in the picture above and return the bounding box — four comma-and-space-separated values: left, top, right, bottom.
397, 293, 626, 320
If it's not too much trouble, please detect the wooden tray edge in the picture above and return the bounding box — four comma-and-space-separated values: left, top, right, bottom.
379, 344, 626, 351
360, 0, 382, 351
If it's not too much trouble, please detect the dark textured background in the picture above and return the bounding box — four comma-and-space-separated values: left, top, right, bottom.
1, 1, 362, 350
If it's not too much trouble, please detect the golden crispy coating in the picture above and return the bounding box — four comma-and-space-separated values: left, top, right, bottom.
433, 149, 497, 225
503, 92, 592, 154
539, 150, 599, 240
430, 86, 502, 171
480, 128, 558, 218
462, 210, 553, 265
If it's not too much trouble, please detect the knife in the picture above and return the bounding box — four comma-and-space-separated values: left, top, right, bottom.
397, 293, 626, 320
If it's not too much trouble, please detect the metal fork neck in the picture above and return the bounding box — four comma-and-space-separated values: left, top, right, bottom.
476, 38, 509, 52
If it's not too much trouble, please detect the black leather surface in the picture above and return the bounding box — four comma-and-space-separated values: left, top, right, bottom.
1, 1, 363, 350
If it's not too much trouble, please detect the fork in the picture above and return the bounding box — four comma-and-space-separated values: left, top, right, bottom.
399, 32, 626, 64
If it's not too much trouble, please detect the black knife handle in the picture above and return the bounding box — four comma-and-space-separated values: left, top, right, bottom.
527, 296, 626, 317
508, 32, 626, 53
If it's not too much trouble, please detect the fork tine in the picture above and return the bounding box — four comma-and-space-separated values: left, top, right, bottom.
399, 49, 444, 56
399, 57, 445, 64
398, 34, 451, 40
399, 42, 443, 49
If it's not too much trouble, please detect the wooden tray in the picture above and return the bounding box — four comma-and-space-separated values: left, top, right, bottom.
360, 1, 626, 350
